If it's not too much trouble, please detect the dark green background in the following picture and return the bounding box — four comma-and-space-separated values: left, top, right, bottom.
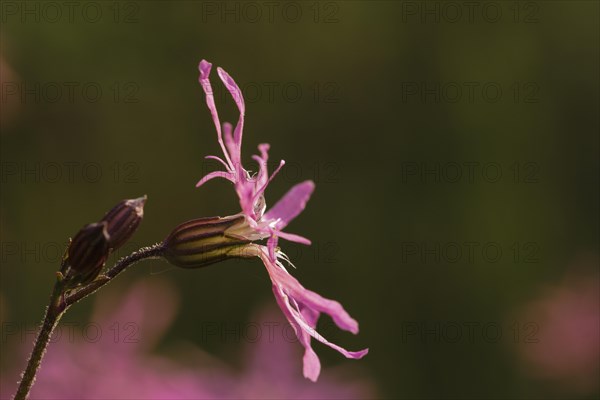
1, 1, 598, 398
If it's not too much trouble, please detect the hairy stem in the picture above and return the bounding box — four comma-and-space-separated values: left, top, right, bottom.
13, 243, 164, 400
65, 243, 164, 306
14, 282, 65, 400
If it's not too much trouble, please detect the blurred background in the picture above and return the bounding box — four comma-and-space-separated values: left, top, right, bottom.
0, 1, 598, 399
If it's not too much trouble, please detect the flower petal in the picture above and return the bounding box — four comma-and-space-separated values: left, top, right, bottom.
251, 143, 271, 189
276, 231, 312, 246
217, 67, 245, 116
302, 345, 321, 382
223, 122, 241, 168
198, 60, 233, 170
258, 247, 368, 375
287, 297, 369, 359
272, 285, 321, 382
196, 170, 235, 188
264, 249, 361, 333
217, 66, 245, 153
204, 155, 229, 169
299, 303, 320, 328
291, 286, 360, 334
275, 280, 367, 377
263, 180, 315, 229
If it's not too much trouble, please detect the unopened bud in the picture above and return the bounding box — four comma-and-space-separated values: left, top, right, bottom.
63, 222, 110, 286
101, 195, 146, 250
163, 215, 252, 268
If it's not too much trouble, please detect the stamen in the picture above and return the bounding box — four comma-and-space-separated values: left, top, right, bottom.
277, 250, 297, 269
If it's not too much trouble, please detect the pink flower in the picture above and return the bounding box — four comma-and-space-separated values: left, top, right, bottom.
515, 257, 599, 395
228, 304, 377, 399
1, 280, 216, 399
1, 281, 376, 399
195, 60, 368, 381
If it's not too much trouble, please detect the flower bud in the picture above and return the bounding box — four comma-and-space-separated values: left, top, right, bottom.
63, 222, 110, 286
101, 195, 146, 250
163, 215, 252, 268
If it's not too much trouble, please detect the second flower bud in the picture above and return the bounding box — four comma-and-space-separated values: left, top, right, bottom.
61, 196, 146, 288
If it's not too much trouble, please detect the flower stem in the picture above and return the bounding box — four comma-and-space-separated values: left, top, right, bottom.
14, 281, 65, 400
13, 243, 164, 400
65, 243, 164, 306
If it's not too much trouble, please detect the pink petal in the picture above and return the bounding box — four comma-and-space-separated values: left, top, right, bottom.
300, 303, 321, 328
288, 302, 369, 359
272, 285, 321, 382
293, 288, 360, 334
276, 280, 367, 372
235, 180, 257, 218
302, 347, 321, 382
217, 66, 245, 154
252, 160, 285, 208
223, 122, 240, 167
276, 231, 311, 246
251, 143, 271, 190
217, 67, 245, 116
258, 248, 368, 379
263, 180, 315, 230
265, 251, 361, 334
204, 155, 229, 169
198, 60, 233, 170
267, 235, 278, 261
196, 170, 235, 187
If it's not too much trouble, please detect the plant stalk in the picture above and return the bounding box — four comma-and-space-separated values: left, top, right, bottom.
13, 281, 65, 400
13, 243, 164, 400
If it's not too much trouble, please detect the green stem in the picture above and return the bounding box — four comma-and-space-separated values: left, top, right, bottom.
13, 243, 164, 400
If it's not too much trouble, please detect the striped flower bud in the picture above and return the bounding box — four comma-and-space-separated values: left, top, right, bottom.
162, 215, 253, 268
63, 222, 110, 287
101, 195, 146, 250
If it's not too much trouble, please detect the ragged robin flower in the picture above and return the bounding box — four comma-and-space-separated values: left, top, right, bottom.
188, 60, 368, 381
